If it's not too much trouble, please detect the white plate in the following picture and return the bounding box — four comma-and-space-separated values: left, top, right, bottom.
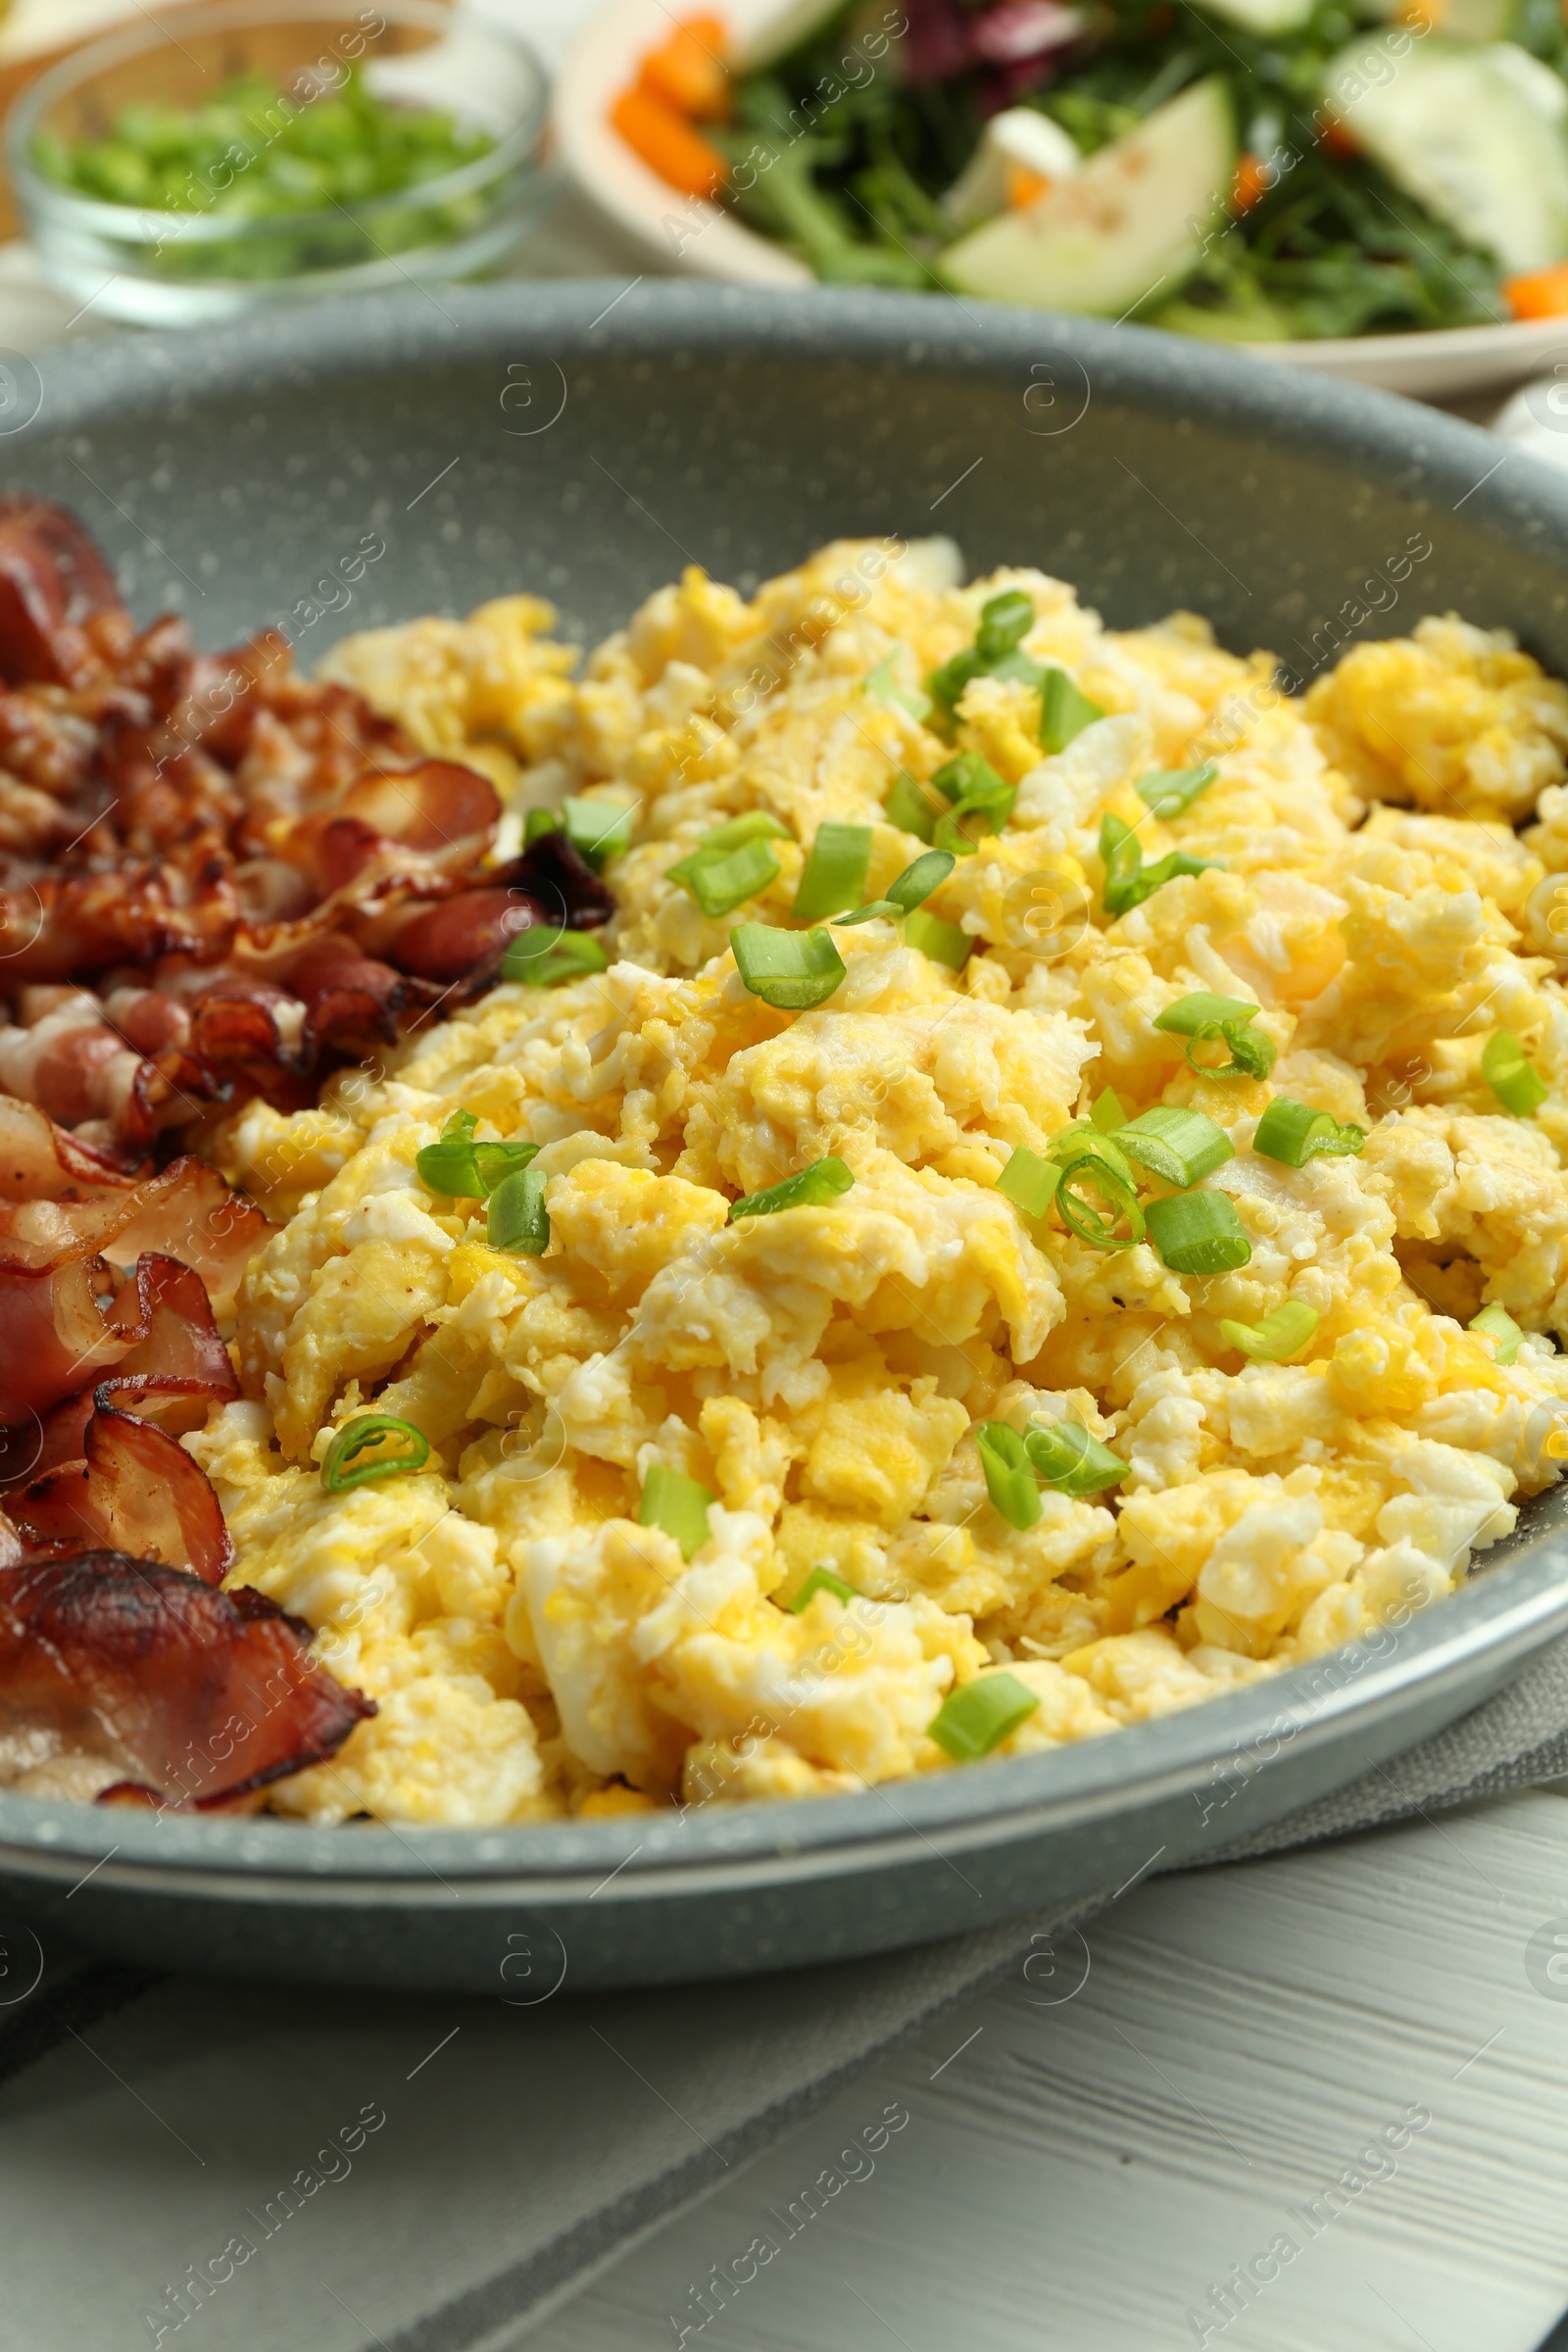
555, 0, 1568, 400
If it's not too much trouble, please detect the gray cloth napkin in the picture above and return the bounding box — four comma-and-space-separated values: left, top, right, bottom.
4, 1637, 1568, 2352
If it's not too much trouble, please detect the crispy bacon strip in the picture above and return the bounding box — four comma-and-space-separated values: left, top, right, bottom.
11, 1397, 232, 1583
0, 496, 120, 689
0, 1551, 372, 1806
0, 1147, 272, 1423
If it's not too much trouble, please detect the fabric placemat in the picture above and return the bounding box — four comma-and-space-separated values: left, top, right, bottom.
3, 1635, 1568, 2352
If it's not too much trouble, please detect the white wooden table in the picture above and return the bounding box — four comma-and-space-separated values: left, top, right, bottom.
5, 9, 1568, 2348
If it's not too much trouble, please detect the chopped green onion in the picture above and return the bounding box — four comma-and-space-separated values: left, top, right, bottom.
787, 1563, 858, 1611
1100, 812, 1216, 917
863, 651, 931, 724
486, 1166, 550, 1254
1024, 1418, 1128, 1496
975, 1422, 1042, 1530
690, 810, 792, 855
1483, 1029, 1548, 1118
1048, 1124, 1135, 1181
639, 1462, 714, 1561
472, 1140, 541, 1192
1039, 668, 1104, 755
1117, 1105, 1235, 1189
731, 922, 847, 1009
836, 849, 956, 926
416, 1108, 482, 1198
930, 752, 1016, 857
321, 1414, 430, 1494
1153, 993, 1275, 1081
502, 926, 609, 987
669, 834, 781, 917
1090, 1088, 1126, 1132
524, 808, 563, 845
1218, 1300, 1319, 1361
564, 796, 636, 870
904, 907, 972, 970
730, 1155, 854, 1219
885, 769, 942, 843
1136, 761, 1218, 817
792, 822, 872, 920
1470, 1302, 1523, 1365
927, 1670, 1041, 1761
926, 593, 1046, 732
1049, 1129, 1145, 1250
886, 848, 955, 913
1251, 1097, 1365, 1168
997, 1146, 1062, 1221
974, 589, 1035, 663
1145, 1189, 1251, 1274
416, 1113, 539, 1200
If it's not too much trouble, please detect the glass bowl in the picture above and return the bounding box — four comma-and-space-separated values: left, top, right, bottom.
6, 0, 552, 327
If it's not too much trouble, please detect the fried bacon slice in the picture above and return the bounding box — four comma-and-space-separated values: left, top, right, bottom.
0, 1549, 372, 1807
0, 501, 612, 1155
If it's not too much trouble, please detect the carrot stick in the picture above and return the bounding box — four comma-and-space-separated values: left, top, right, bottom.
1503, 263, 1568, 320
611, 85, 728, 199
640, 16, 730, 120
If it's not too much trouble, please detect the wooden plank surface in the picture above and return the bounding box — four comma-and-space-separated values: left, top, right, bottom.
528, 1789, 1568, 2352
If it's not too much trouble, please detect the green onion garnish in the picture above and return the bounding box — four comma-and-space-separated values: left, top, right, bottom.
730, 1155, 854, 1219
321, 1414, 430, 1494
1090, 1088, 1126, 1132
416, 1108, 483, 1198
904, 907, 971, 970
486, 1166, 550, 1255
786, 1563, 858, 1611
974, 589, 1034, 662
925, 590, 1037, 725
997, 1146, 1063, 1220
1039, 668, 1104, 755
863, 651, 932, 724
1145, 1189, 1251, 1274
524, 808, 563, 845
836, 849, 956, 926
1482, 1030, 1548, 1118
975, 1422, 1042, 1530
669, 833, 781, 917
693, 810, 793, 854
1153, 993, 1276, 1081
1136, 761, 1218, 817
1100, 812, 1216, 917
564, 796, 636, 870
1218, 1299, 1319, 1361
731, 922, 847, 1009
1251, 1097, 1365, 1167
927, 1671, 1041, 1761
1049, 1129, 1145, 1250
884, 769, 942, 842
502, 927, 610, 988
792, 822, 872, 920
1470, 1302, 1524, 1365
930, 752, 1016, 857
1117, 1105, 1235, 1189
639, 1462, 715, 1560
1024, 1418, 1128, 1496
417, 1114, 542, 1200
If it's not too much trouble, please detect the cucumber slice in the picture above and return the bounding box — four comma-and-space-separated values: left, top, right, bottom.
938, 78, 1236, 317
1193, 0, 1315, 35
1325, 34, 1568, 270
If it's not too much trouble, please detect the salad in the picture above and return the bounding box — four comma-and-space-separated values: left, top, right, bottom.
610, 0, 1568, 339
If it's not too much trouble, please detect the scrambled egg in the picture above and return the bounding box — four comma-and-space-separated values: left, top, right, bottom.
193, 540, 1568, 1825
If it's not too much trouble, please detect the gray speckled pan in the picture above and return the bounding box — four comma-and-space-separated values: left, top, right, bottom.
1, 282, 1567, 1993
